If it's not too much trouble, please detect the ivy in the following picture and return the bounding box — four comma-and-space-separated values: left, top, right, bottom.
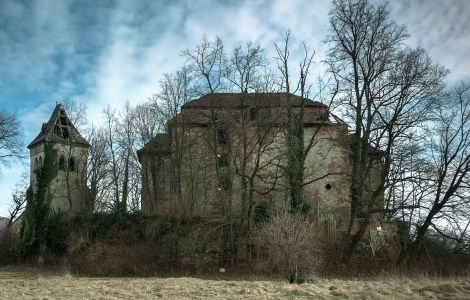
19, 142, 59, 257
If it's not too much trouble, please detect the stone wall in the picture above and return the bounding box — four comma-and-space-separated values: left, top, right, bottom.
140, 117, 360, 221
29, 142, 89, 213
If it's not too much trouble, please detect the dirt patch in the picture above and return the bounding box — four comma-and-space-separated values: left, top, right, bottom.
0, 267, 469, 299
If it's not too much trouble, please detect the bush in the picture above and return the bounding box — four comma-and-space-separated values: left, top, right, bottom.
253, 202, 274, 224
254, 211, 321, 282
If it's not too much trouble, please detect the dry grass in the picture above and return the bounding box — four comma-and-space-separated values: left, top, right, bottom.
1, 266, 470, 299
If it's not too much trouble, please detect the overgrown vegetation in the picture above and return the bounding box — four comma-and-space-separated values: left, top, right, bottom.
19, 142, 62, 260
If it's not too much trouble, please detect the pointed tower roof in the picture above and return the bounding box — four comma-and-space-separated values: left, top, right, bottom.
28, 104, 90, 149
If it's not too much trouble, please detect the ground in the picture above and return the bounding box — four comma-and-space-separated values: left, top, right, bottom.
1, 267, 469, 299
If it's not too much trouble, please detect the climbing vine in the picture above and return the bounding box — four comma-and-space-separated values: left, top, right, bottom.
19, 142, 59, 257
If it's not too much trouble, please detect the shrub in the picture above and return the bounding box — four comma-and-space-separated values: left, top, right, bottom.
255, 211, 321, 282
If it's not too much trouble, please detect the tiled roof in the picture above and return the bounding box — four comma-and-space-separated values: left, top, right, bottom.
137, 133, 171, 160
27, 104, 90, 149
182, 93, 326, 109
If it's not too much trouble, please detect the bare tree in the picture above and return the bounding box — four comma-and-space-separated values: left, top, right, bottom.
274, 31, 341, 212
183, 37, 230, 215
103, 106, 122, 212
60, 100, 90, 213
398, 82, 470, 262
0, 110, 23, 173
86, 126, 110, 212
326, 0, 447, 262
182, 36, 226, 95
8, 171, 29, 226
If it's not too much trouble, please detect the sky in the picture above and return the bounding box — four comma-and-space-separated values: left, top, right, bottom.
0, 0, 469, 217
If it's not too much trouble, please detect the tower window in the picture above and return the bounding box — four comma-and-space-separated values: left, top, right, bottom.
62, 127, 69, 139
325, 183, 332, 190
59, 155, 65, 170
218, 154, 229, 168
250, 107, 258, 121
217, 128, 228, 145
60, 115, 68, 126
34, 158, 39, 169
39, 156, 43, 166
219, 175, 232, 191
54, 125, 61, 135
69, 157, 75, 172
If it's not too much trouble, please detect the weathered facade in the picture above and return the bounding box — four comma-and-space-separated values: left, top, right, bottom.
138, 93, 382, 224
28, 104, 90, 213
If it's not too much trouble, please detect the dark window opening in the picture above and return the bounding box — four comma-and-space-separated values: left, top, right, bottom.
34, 158, 39, 169
62, 127, 69, 139
325, 183, 332, 190
59, 155, 65, 170
60, 115, 68, 126
219, 175, 232, 191
218, 154, 229, 168
54, 125, 61, 135
217, 128, 228, 145
250, 107, 258, 121
69, 157, 75, 171
39, 156, 43, 166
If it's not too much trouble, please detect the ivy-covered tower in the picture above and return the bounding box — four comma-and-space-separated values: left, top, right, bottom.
27, 104, 90, 213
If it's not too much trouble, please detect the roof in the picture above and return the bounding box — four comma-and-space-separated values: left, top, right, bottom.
182, 93, 326, 109
137, 133, 171, 160
28, 104, 90, 149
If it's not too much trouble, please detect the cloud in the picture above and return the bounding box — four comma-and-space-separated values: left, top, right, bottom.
390, 0, 470, 82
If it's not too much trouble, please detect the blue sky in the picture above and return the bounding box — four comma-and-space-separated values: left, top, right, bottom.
0, 0, 469, 217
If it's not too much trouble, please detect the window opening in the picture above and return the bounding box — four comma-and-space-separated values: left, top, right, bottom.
219, 175, 232, 191
59, 155, 65, 170
62, 127, 69, 139
69, 157, 75, 171
217, 128, 228, 145
218, 154, 229, 168
60, 115, 68, 126
250, 107, 258, 121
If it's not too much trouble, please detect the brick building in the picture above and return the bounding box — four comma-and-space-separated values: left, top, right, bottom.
138, 93, 383, 226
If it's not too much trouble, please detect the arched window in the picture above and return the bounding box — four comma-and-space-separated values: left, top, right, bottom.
39, 156, 43, 166
59, 155, 65, 170
34, 158, 39, 169
69, 157, 75, 172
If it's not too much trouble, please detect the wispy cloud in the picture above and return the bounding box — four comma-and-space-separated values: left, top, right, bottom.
391, 0, 470, 82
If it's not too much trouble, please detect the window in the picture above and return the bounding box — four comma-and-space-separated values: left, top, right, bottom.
69, 157, 75, 171
62, 127, 69, 139
60, 115, 68, 126
218, 154, 229, 168
34, 158, 39, 169
217, 128, 228, 145
39, 156, 43, 166
325, 183, 332, 190
219, 175, 232, 191
250, 107, 258, 121
59, 155, 65, 170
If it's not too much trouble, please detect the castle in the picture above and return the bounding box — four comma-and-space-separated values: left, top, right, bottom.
138, 93, 383, 223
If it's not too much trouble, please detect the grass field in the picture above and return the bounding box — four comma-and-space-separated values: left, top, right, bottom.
1, 267, 469, 299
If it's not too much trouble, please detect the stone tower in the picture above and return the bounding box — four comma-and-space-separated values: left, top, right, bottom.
27, 104, 90, 213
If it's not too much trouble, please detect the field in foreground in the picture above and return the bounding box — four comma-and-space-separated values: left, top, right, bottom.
1, 267, 470, 299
